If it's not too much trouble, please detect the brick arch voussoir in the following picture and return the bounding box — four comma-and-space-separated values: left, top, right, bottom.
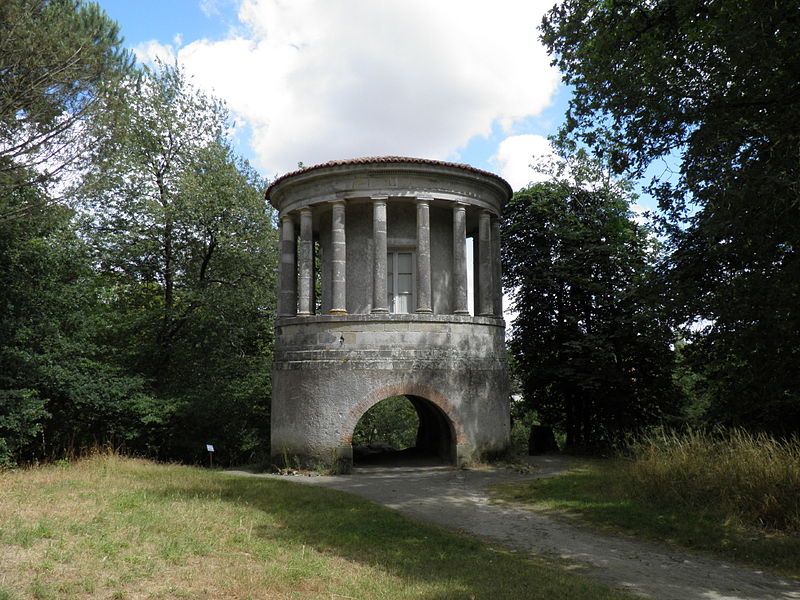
341, 382, 466, 444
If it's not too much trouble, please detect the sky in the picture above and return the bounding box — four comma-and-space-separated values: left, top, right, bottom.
97, 0, 570, 191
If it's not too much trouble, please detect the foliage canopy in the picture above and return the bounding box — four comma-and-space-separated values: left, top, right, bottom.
503, 155, 680, 449
1, 12, 278, 467
541, 0, 800, 434
77, 63, 278, 463
0, 0, 133, 205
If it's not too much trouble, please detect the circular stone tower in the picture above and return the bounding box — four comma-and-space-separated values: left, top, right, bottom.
267, 157, 511, 470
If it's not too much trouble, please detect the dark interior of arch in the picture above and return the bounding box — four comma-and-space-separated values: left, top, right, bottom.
352, 394, 455, 467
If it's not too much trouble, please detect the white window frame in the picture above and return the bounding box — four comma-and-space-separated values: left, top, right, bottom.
387, 250, 416, 314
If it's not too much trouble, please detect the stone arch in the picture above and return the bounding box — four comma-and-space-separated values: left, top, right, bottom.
343, 382, 466, 443
342, 383, 467, 465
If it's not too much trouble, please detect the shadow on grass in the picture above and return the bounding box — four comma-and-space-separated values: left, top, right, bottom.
490, 465, 800, 580
149, 472, 629, 600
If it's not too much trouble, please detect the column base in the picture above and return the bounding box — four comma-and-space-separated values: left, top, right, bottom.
454, 310, 470, 316
415, 309, 433, 314
371, 308, 389, 314
329, 310, 347, 315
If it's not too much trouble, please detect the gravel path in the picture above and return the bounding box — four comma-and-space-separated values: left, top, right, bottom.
226, 456, 800, 600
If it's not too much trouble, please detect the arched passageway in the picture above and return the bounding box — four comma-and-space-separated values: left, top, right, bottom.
352, 395, 456, 467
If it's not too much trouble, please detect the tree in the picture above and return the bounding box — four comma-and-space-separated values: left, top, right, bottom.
352, 396, 419, 450
0, 169, 167, 466
0, 20, 278, 466
502, 154, 680, 450
541, 0, 800, 434
0, 0, 133, 211
78, 63, 278, 464
0, 0, 161, 464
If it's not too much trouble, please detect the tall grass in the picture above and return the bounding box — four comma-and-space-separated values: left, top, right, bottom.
623, 428, 800, 533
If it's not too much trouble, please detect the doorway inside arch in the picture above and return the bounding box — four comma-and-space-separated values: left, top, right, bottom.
352, 395, 456, 467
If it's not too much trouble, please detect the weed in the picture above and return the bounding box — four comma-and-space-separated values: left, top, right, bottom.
28, 580, 54, 600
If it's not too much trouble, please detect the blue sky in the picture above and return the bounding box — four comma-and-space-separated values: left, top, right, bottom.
96, 0, 572, 191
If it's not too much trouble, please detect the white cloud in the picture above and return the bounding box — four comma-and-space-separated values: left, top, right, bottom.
173, 0, 559, 178
491, 134, 557, 191
630, 200, 651, 226
200, 0, 223, 18
133, 40, 176, 66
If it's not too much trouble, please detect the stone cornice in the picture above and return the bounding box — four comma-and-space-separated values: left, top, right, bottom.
275, 313, 506, 328
267, 156, 512, 215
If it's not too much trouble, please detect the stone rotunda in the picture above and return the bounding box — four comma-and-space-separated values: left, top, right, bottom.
267, 157, 511, 470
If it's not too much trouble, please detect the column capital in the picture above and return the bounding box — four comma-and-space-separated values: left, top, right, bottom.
370, 195, 388, 203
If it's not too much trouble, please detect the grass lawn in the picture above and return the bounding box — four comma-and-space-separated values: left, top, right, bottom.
490, 459, 800, 580
0, 453, 633, 600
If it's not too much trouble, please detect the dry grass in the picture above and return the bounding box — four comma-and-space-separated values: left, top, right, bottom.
624, 428, 800, 533
0, 454, 416, 599
491, 429, 800, 577
0, 451, 631, 600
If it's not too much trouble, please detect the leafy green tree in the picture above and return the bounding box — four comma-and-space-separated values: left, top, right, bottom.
78, 63, 278, 464
0, 171, 168, 466
502, 154, 680, 450
0, 391, 48, 467
352, 396, 419, 450
541, 0, 800, 434
0, 0, 133, 207
0, 11, 276, 465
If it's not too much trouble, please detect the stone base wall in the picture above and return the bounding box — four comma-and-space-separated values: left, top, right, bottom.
270, 314, 510, 470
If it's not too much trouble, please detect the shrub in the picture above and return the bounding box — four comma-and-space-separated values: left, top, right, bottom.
0, 389, 49, 468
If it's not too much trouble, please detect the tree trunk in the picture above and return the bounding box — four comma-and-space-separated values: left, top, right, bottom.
156, 173, 174, 386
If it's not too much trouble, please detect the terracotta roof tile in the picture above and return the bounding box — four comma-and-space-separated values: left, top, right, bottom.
265, 156, 512, 200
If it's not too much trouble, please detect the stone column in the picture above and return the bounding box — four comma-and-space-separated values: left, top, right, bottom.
330, 201, 347, 314
371, 197, 389, 313
473, 235, 480, 316
478, 209, 494, 316
278, 214, 297, 317
297, 207, 314, 315
491, 216, 503, 317
416, 197, 433, 313
452, 202, 469, 315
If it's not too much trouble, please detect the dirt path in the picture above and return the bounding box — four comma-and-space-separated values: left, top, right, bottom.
227, 456, 800, 600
